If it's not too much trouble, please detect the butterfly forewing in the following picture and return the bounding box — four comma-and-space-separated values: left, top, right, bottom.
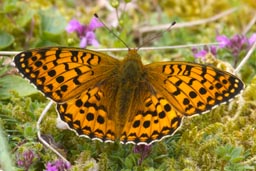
14, 47, 120, 102
145, 62, 244, 116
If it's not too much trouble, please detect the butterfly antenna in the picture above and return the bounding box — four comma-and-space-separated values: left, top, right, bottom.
94, 13, 130, 50
137, 21, 176, 50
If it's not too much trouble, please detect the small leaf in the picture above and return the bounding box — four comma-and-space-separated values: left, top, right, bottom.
16, 9, 35, 27
23, 123, 36, 140
3, 0, 19, 12
0, 75, 38, 99
0, 31, 14, 49
34, 40, 60, 47
124, 155, 136, 169
39, 8, 67, 41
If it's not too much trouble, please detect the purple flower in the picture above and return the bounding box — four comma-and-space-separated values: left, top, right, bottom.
249, 33, 256, 45
192, 46, 217, 59
16, 149, 36, 170
66, 17, 103, 48
193, 49, 208, 58
45, 163, 58, 171
66, 19, 83, 34
216, 34, 256, 57
191, 33, 255, 67
133, 144, 152, 165
45, 159, 71, 171
216, 35, 231, 48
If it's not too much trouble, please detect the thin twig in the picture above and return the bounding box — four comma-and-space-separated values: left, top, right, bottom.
0, 51, 21, 56
36, 101, 68, 162
0, 42, 222, 56
137, 8, 237, 34
242, 13, 256, 35
235, 40, 256, 74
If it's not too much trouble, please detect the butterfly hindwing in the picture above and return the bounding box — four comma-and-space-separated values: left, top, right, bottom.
57, 84, 118, 143
120, 93, 183, 144
14, 47, 120, 102
145, 62, 244, 116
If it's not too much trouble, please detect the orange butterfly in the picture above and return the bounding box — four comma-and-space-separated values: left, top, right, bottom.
14, 47, 244, 145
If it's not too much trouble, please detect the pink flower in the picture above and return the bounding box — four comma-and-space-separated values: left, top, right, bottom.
191, 33, 255, 66
45, 163, 58, 171
16, 149, 37, 170
66, 17, 103, 48
192, 46, 217, 59
216, 34, 256, 57
216, 35, 230, 48
45, 159, 71, 171
249, 33, 256, 45
133, 144, 152, 165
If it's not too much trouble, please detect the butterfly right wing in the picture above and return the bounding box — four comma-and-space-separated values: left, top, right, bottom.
144, 61, 244, 116
120, 61, 244, 145
14, 47, 120, 103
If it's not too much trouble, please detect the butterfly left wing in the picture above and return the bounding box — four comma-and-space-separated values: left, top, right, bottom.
57, 84, 119, 143
14, 47, 120, 103
144, 61, 244, 116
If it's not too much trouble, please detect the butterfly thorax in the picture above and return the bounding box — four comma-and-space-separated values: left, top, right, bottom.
120, 49, 144, 85
115, 49, 146, 137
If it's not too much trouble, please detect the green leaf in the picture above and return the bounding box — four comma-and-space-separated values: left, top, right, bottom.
3, 0, 19, 12
16, 9, 35, 27
0, 60, 8, 77
0, 75, 38, 99
23, 123, 36, 140
34, 40, 60, 47
124, 154, 137, 169
39, 8, 67, 41
0, 31, 14, 49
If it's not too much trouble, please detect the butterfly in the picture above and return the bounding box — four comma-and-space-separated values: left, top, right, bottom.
14, 47, 244, 145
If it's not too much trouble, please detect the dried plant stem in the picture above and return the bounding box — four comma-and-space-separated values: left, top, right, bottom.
37, 101, 69, 163
235, 40, 256, 74
0, 42, 222, 57
137, 8, 237, 34
242, 13, 256, 35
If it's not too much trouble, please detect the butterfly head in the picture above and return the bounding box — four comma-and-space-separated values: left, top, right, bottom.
126, 48, 141, 60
